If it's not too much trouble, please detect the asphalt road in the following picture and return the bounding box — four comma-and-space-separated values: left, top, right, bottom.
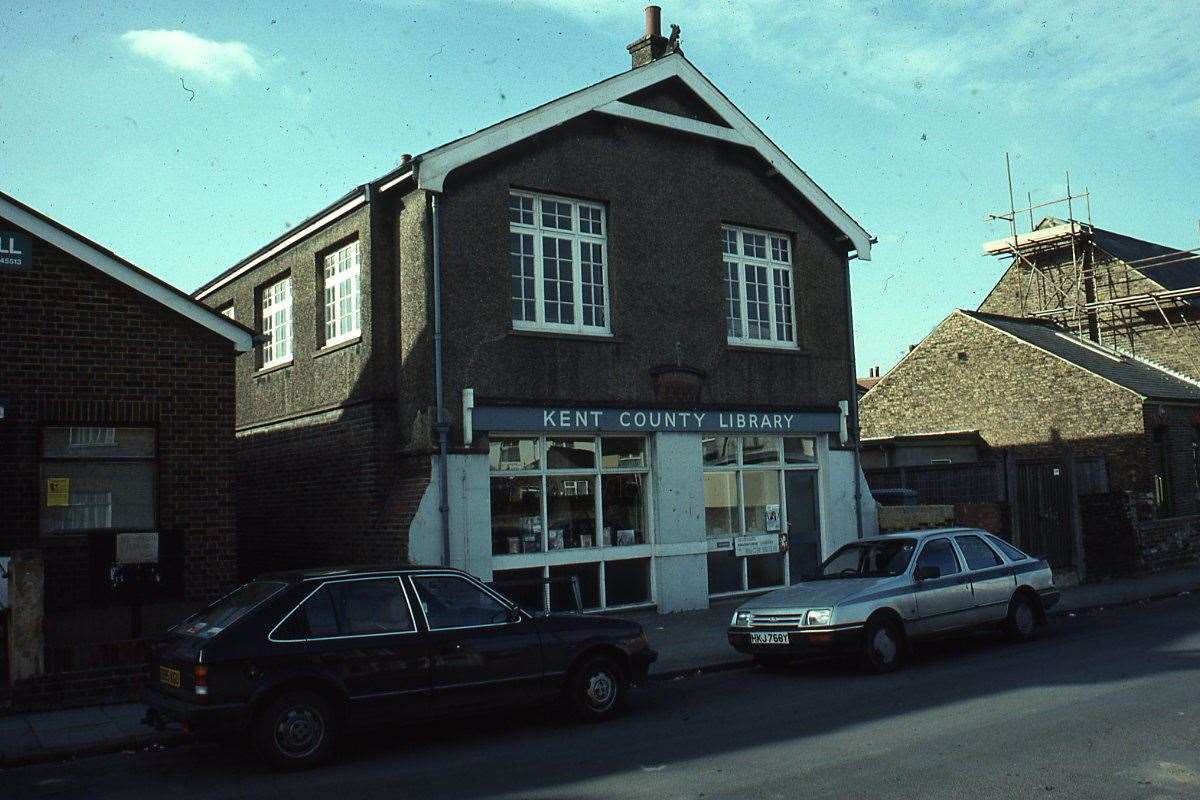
6, 594, 1200, 800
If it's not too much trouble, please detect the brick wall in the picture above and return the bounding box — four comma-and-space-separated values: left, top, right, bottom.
1079, 493, 1139, 578
8, 663, 152, 713
1136, 514, 1200, 572
0, 214, 238, 611
234, 401, 422, 576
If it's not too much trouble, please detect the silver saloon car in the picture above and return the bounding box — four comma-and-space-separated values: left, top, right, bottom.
727, 528, 1059, 673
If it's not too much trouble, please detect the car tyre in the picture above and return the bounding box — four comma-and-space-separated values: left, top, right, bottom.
1004, 594, 1038, 642
253, 690, 336, 770
861, 617, 904, 674
754, 655, 792, 672
568, 654, 626, 723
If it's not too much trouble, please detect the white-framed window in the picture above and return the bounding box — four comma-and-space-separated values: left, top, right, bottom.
703, 435, 819, 596
722, 225, 796, 348
323, 241, 362, 346
219, 304, 236, 321
488, 435, 653, 612
260, 275, 293, 369
508, 190, 610, 336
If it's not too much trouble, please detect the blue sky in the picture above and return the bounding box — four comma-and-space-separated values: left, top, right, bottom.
3, 1, 1198, 373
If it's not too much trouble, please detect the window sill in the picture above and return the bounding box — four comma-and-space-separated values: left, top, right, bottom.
509, 328, 622, 344
315, 335, 363, 358
256, 359, 294, 377
726, 343, 805, 355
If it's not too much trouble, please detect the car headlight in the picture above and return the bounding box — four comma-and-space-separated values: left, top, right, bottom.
731, 610, 752, 627
805, 608, 832, 627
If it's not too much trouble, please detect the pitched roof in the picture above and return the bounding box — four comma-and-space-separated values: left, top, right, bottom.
196, 53, 873, 300
960, 310, 1200, 402
1, 190, 254, 352
1090, 226, 1200, 300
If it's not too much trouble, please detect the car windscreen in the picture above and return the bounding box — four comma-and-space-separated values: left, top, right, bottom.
174, 581, 287, 638
817, 539, 917, 578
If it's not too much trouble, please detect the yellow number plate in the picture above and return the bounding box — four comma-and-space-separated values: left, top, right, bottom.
159, 666, 181, 688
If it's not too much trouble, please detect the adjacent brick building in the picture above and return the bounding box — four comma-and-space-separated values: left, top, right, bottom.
861, 305, 1200, 576
0, 191, 253, 661
195, 11, 879, 613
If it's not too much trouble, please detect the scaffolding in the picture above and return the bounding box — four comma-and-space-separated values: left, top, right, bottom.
981, 154, 1200, 376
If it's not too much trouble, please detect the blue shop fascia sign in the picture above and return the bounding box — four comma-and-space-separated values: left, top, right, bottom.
472, 405, 841, 434
0, 231, 32, 270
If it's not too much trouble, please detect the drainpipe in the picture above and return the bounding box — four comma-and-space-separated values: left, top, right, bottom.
843, 253, 865, 539
430, 192, 451, 566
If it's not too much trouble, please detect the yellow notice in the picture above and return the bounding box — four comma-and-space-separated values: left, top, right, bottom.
46, 478, 70, 507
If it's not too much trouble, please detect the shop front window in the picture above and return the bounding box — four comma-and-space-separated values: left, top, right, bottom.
703, 435, 819, 596
489, 435, 653, 612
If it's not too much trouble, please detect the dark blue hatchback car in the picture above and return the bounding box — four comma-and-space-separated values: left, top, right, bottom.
144, 564, 656, 769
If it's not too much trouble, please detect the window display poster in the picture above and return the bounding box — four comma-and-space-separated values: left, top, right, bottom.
46, 478, 70, 507
765, 503, 781, 531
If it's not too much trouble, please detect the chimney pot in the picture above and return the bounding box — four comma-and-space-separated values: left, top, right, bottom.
644, 6, 662, 38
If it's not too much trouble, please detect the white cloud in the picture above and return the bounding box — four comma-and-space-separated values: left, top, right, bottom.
121, 29, 262, 82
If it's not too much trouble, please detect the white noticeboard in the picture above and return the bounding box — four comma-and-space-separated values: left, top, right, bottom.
116, 532, 159, 564
733, 533, 783, 558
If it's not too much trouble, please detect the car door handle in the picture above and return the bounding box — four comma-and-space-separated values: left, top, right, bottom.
441, 642, 464, 653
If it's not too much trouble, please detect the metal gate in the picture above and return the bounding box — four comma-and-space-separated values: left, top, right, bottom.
1015, 461, 1075, 568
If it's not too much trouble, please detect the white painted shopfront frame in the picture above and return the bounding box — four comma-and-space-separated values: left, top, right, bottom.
489, 433, 657, 612
704, 434, 824, 599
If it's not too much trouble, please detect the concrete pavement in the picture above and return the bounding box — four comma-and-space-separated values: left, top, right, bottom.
2, 564, 1198, 768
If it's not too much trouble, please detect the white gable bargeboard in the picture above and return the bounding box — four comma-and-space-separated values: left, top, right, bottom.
0, 192, 254, 351
410, 54, 873, 260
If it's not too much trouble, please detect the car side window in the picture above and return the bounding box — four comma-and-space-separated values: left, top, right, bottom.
411, 575, 512, 630
274, 586, 340, 640
954, 535, 1003, 571
987, 534, 1031, 562
915, 538, 960, 577
327, 579, 415, 635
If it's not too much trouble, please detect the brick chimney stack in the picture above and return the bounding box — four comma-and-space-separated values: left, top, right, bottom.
627, 6, 674, 68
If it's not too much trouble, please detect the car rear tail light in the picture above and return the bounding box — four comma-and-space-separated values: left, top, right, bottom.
193, 665, 209, 696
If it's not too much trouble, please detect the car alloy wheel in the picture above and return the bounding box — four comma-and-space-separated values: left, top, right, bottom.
585, 670, 617, 712
862, 617, 903, 674
1006, 594, 1038, 641
253, 690, 336, 769
570, 655, 626, 722
274, 704, 325, 759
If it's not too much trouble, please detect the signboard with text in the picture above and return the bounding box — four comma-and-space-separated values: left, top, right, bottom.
0, 231, 31, 270
472, 405, 840, 434
116, 532, 160, 564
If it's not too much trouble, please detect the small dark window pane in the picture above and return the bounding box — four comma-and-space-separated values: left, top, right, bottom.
747, 553, 785, 589
955, 535, 1003, 571
326, 579, 414, 635
491, 568, 545, 614
549, 563, 600, 611
916, 539, 960, 576
604, 558, 650, 606
707, 550, 742, 594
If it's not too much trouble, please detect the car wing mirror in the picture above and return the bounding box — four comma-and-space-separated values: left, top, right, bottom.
507, 606, 523, 624
914, 565, 941, 582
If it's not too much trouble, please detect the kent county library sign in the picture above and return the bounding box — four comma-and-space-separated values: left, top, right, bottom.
471, 405, 841, 434
0, 231, 32, 270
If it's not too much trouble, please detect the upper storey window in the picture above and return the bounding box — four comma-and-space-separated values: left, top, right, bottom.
323, 240, 362, 346
722, 225, 796, 348
260, 275, 293, 368
508, 191, 610, 336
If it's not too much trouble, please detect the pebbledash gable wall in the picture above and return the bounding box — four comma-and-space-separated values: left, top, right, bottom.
859, 311, 1153, 495
0, 213, 238, 608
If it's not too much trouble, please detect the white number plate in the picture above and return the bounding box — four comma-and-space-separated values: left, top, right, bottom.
750, 632, 790, 645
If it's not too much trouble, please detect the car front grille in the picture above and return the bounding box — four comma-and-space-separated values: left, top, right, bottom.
748, 612, 806, 628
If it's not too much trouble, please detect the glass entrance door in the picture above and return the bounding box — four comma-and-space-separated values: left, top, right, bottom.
785, 471, 820, 581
